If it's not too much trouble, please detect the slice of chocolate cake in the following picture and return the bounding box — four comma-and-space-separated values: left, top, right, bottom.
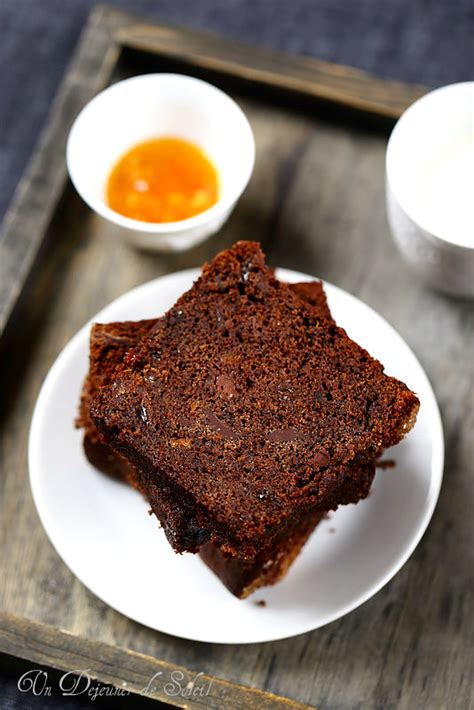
90, 242, 419, 561
77, 319, 157, 485
77, 281, 333, 484
78, 281, 344, 597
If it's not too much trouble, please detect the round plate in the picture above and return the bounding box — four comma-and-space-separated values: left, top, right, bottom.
29, 268, 443, 644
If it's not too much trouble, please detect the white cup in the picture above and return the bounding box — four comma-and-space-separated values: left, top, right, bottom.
67, 74, 255, 252
386, 82, 474, 298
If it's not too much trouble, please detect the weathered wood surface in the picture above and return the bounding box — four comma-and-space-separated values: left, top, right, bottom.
115, 14, 426, 119
0, 614, 307, 709
0, 6, 472, 710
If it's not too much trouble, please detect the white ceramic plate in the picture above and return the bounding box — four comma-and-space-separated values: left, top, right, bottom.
29, 268, 443, 644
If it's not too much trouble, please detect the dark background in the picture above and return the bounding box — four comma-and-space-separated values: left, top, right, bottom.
0, 1, 473, 708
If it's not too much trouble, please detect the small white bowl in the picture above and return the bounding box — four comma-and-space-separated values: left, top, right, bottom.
386, 82, 474, 298
67, 74, 255, 252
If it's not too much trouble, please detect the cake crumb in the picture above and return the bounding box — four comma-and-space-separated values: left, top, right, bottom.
376, 458, 396, 470
255, 599, 267, 607
328, 527, 336, 534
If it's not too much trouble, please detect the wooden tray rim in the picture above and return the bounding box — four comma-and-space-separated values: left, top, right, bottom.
0, 612, 310, 708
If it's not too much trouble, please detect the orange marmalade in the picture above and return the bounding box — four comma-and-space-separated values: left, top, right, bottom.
106, 137, 219, 223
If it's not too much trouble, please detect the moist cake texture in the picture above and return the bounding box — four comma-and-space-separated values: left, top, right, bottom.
90, 241, 419, 558
76, 281, 366, 598
77, 281, 333, 486
78, 279, 372, 597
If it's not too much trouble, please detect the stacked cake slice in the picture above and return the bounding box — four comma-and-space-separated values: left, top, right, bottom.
78, 241, 419, 598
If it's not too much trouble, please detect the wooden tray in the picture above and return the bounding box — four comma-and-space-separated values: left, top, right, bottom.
0, 5, 471, 709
